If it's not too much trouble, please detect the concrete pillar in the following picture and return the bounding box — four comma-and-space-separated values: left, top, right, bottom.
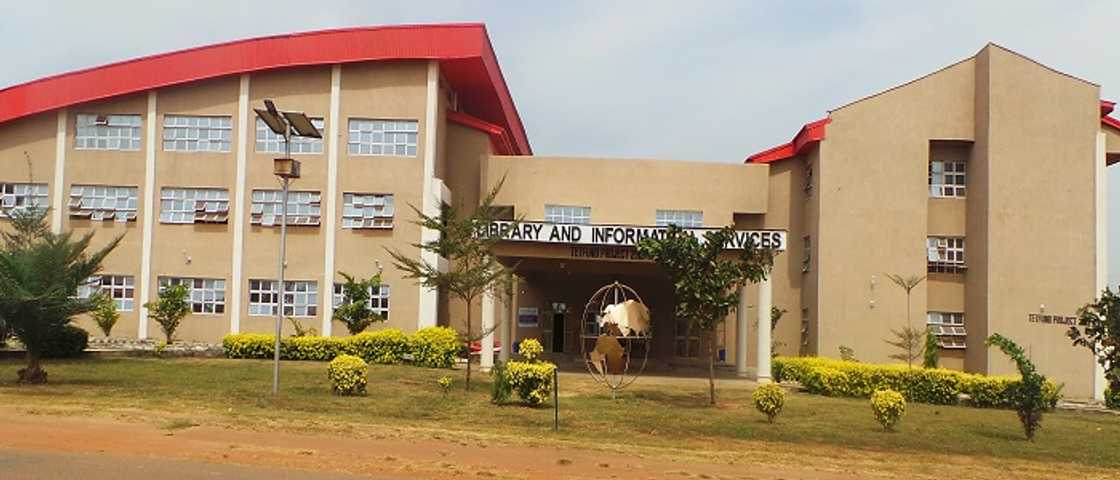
735, 286, 749, 378
480, 288, 496, 372
498, 278, 511, 363
1093, 132, 1107, 402
756, 275, 772, 383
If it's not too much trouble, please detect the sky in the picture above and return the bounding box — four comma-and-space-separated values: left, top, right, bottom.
3, 0, 1120, 283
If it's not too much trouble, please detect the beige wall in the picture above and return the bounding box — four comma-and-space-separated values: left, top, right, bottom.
815, 57, 976, 364
977, 46, 1098, 396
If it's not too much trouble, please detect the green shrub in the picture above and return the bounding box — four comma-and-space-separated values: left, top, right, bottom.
43, 325, 89, 358
752, 383, 785, 423
349, 329, 409, 364
773, 356, 1060, 408
490, 360, 513, 404
870, 389, 906, 431
327, 354, 368, 396
91, 293, 119, 337
1106, 387, 1120, 410
409, 327, 459, 368
507, 360, 556, 405
437, 375, 454, 394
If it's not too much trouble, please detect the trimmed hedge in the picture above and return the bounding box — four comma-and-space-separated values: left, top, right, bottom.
222, 326, 454, 368
43, 324, 89, 358
773, 356, 1062, 408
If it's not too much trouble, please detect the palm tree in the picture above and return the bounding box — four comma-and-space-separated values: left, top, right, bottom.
885, 273, 926, 367
0, 208, 122, 383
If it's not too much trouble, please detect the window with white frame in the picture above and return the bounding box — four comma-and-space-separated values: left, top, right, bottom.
159, 277, 226, 314
163, 115, 232, 152
802, 236, 811, 273
341, 193, 394, 229
927, 311, 966, 349
804, 159, 814, 196
68, 185, 138, 222
655, 209, 703, 228
248, 279, 318, 317
332, 283, 390, 319
673, 317, 700, 358
929, 159, 966, 198
159, 187, 229, 224
800, 308, 810, 348
256, 117, 324, 154
0, 183, 48, 218
544, 204, 591, 224
347, 119, 418, 156
76, 114, 142, 151
927, 236, 965, 273
77, 275, 135, 311
250, 190, 321, 227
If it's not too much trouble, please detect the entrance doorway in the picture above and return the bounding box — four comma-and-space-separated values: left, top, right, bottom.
552, 312, 565, 353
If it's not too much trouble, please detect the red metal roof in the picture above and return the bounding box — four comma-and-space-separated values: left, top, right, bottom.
0, 23, 530, 155
745, 118, 830, 164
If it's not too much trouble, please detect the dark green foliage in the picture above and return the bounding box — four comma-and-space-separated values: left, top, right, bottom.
145, 284, 190, 343
42, 324, 89, 358
490, 360, 513, 404
332, 270, 385, 335
387, 177, 514, 391
986, 333, 1047, 441
1069, 289, 1120, 409
0, 207, 122, 383
1107, 387, 1120, 410
923, 328, 940, 369
637, 225, 773, 405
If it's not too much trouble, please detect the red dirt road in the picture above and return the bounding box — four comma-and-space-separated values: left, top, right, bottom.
0, 409, 865, 480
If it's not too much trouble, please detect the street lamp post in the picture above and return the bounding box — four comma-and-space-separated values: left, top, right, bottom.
254, 100, 321, 395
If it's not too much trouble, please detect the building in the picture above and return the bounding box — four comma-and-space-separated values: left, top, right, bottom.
0, 24, 1117, 399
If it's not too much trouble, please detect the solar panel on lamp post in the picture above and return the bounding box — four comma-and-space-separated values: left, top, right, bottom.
254, 100, 322, 395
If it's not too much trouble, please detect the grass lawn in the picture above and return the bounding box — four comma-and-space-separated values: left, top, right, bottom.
1, 357, 1117, 476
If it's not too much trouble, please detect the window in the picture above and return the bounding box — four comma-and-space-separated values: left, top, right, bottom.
929, 160, 966, 198
250, 190, 321, 227
0, 183, 48, 218
159, 187, 229, 224
163, 115, 232, 152
341, 193, 394, 229
927, 236, 965, 273
927, 311, 966, 349
544, 204, 591, 224
248, 279, 318, 317
673, 317, 701, 358
804, 159, 814, 197
256, 117, 324, 154
68, 185, 138, 222
800, 308, 810, 348
332, 283, 390, 319
655, 210, 703, 228
347, 119, 418, 156
159, 277, 226, 314
76, 114, 141, 151
77, 275, 135, 311
802, 236, 811, 273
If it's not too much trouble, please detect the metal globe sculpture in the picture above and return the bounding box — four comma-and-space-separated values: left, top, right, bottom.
580, 281, 652, 398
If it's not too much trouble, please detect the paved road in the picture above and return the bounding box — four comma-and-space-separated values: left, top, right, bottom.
0, 449, 393, 480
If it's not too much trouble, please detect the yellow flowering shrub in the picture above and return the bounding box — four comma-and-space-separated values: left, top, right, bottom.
506, 360, 556, 406
752, 383, 786, 423
870, 389, 906, 431
409, 327, 460, 368
773, 356, 1061, 408
222, 327, 459, 369
348, 328, 409, 364
327, 354, 368, 396
518, 338, 544, 361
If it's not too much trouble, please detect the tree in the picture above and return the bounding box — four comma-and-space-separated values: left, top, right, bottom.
91, 293, 119, 337
0, 207, 122, 383
987, 333, 1048, 440
145, 283, 190, 343
637, 225, 774, 405
923, 328, 940, 368
332, 270, 386, 335
885, 274, 927, 367
1069, 289, 1120, 407
387, 179, 512, 391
